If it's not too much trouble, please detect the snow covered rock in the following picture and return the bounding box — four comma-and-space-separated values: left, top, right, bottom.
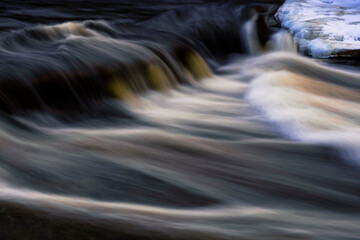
276, 0, 360, 58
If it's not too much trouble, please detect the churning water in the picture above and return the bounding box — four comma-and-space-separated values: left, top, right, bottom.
0, 1, 359, 239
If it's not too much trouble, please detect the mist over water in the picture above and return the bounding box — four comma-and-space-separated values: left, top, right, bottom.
0, 1, 360, 239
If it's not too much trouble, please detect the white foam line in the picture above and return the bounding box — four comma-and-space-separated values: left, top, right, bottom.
0, 183, 275, 219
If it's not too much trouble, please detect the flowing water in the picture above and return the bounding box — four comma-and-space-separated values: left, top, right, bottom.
0, 1, 360, 239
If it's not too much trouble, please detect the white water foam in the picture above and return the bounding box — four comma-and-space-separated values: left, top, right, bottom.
247, 68, 360, 165
276, 0, 360, 58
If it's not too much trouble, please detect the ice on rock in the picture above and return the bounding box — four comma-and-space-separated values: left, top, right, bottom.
276, 0, 360, 58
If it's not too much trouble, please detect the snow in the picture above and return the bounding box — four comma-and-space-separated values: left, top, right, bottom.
276, 0, 360, 58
